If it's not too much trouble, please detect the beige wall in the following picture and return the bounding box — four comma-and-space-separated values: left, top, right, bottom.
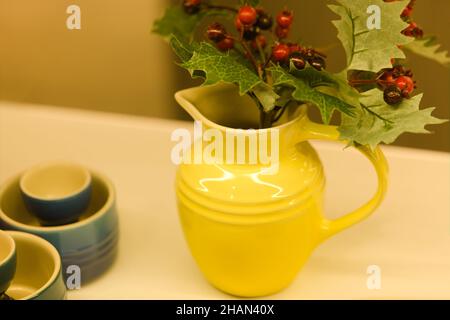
1, 0, 449, 151
0, 0, 180, 119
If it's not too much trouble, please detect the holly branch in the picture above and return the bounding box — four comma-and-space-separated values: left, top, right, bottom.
153, 0, 446, 147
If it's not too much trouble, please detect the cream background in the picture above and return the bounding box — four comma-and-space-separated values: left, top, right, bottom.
1, 102, 449, 299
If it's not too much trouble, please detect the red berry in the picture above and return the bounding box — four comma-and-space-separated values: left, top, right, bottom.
251, 35, 267, 51
207, 23, 226, 43
414, 26, 424, 38
183, 0, 201, 15
401, 6, 413, 19
309, 56, 326, 71
402, 22, 423, 38
383, 74, 395, 85
402, 22, 415, 36
408, 21, 417, 28
256, 12, 273, 30
290, 52, 306, 70
238, 6, 257, 26
289, 43, 303, 54
384, 86, 403, 105
395, 76, 415, 94
401, 90, 411, 98
303, 48, 315, 60
392, 65, 405, 77
272, 44, 290, 62
276, 26, 290, 39
217, 37, 234, 52
276, 10, 293, 28
378, 70, 396, 88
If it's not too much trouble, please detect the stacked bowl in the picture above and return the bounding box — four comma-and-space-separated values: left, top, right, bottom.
0, 230, 67, 300
0, 163, 119, 289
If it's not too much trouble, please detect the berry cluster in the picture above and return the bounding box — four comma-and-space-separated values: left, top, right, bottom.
207, 23, 235, 52
183, 1, 329, 81
234, 6, 273, 43
379, 66, 416, 105
384, 0, 423, 38
402, 21, 423, 38
401, 0, 424, 38
272, 44, 327, 71
185, 1, 423, 107
347, 0, 424, 106
275, 10, 294, 39
183, 1, 329, 127
349, 65, 416, 106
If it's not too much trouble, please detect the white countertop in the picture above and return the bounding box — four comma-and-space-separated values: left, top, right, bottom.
0, 101, 449, 300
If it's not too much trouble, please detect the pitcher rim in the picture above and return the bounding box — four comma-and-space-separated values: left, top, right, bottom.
175, 84, 307, 133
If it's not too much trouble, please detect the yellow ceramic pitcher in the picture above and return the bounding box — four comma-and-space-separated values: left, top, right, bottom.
175, 83, 388, 297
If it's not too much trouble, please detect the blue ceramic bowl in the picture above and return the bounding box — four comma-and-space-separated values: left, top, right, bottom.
5, 231, 66, 300
0, 170, 118, 284
20, 162, 92, 226
0, 230, 16, 296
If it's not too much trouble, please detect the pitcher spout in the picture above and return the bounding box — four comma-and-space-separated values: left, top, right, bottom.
175, 82, 264, 130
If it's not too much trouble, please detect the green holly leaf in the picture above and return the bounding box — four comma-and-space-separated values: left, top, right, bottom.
289, 66, 362, 107
329, 0, 412, 72
289, 64, 337, 88
170, 35, 196, 63
339, 89, 447, 148
323, 71, 363, 107
182, 42, 262, 95
153, 6, 201, 41
403, 36, 450, 67
152, 6, 229, 42
253, 84, 280, 113
270, 66, 355, 124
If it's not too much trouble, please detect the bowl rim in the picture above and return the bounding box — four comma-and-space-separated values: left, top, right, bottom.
6, 231, 62, 300
0, 169, 115, 233
19, 161, 92, 202
0, 229, 16, 266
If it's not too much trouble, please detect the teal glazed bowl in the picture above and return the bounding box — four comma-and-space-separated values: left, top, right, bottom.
5, 231, 66, 300
0, 230, 16, 296
20, 162, 92, 226
0, 170, 119, 284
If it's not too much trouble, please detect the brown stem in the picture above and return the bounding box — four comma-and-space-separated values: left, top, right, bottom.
256, 40, 267, 66
235, 34, 262, 79
263, 55, 273, 69
265, 69, 273, 86
348, 79, 377, 85
249, 92, 275, 129
260, 109, 274, 129
273, 101, 291, 123
205, 4, 238, 13
349, 79, 392, 86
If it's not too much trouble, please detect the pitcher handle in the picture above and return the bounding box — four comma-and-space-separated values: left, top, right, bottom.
297, 118, 389, 242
